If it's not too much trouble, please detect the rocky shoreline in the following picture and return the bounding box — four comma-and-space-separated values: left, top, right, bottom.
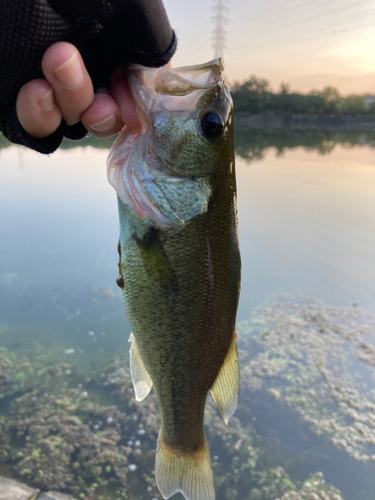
0, 476, 77, 500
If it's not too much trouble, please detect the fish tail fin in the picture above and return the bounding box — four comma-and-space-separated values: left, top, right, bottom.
155, 431, 215, 500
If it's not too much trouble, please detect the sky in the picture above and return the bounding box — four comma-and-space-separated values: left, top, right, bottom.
164, 0, 375, 95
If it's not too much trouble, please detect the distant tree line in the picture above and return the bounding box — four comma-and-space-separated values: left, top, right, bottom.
231, 77, 375, 116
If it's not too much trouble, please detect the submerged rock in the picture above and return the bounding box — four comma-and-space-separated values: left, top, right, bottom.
37, 492, 77, 500
0, 475, 39, 500
0, 475, 78, 500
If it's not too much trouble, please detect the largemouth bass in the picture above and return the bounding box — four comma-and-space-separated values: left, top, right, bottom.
107, 59, 241, 500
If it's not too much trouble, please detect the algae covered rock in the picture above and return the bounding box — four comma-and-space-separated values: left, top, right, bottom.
279, 472, 344, 500
0, 350, 162, 500
0, 344, 74, 400
0, 389, 130, 496
0, 320, 350, 500
238, 294, 375, 464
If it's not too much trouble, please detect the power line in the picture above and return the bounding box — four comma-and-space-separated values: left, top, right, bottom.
231, 12, 375, 51
231, 0, 371, 21
231, 6, 375, 48
230, 0, 372, 39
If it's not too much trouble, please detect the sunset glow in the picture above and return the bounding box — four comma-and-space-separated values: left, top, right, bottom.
165, 0, 375, 95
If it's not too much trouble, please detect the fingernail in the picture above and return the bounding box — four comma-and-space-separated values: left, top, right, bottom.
38, 87, 54, 111
54, 52, 84, 89
89, 114, 117, 132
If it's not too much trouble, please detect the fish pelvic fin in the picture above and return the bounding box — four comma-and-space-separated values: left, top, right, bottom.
129, 333, 153, 401
210, 333, 239, 425
156, 433, 215, 500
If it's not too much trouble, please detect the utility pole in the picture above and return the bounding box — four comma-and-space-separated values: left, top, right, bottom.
212, 0, 228, 59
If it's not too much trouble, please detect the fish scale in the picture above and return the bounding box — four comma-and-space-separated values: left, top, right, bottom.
107, 59, 240, 500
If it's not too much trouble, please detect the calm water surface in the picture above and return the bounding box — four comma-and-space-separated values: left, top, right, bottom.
237, 143, 375, 316
0, 134, 375, 499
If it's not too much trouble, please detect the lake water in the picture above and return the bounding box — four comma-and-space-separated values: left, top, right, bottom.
0, 131, 374, 500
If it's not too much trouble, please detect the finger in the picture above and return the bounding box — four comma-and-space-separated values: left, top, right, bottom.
42, 42, 94, 126
110, 66, 139, 125
16, 79, 62, 139
81, 90, 123, 138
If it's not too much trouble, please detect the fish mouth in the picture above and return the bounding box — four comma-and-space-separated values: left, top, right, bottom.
106, 59, 230, 231
130, 58, 224, 96
126, 58, 226, 128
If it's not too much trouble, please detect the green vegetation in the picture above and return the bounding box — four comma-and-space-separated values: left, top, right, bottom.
231, 76, 375, 116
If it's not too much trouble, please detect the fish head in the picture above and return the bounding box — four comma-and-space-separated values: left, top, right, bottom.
107, 59, 233, 230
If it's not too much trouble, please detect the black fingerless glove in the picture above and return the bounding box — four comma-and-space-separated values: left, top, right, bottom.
0, 0, 177, 153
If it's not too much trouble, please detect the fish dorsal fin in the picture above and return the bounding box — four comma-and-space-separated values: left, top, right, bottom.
129, 333, 153, 401
209, 334, 239, 424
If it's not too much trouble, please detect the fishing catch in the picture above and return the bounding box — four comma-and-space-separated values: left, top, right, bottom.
107, 59, 241, 500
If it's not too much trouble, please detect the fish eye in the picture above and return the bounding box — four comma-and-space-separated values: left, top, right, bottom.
200, 111, 224, 140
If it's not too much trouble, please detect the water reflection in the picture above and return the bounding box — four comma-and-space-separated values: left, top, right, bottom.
234, 129, 375, 162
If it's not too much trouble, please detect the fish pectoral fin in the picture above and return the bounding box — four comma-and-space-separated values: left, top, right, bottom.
156, 432, 214, 500
209, 333, 239, 425
133, 229, 178, 289
129, 333, 153, 401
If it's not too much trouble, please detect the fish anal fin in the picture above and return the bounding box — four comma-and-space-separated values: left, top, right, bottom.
210, 333, 239, 425
129, 333, 153, 401
156, 432, 214, 500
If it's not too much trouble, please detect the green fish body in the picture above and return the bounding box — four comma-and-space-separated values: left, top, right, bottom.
107, 59, 240, 500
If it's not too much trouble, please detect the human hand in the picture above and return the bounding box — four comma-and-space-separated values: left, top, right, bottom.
16, 42, 140, 140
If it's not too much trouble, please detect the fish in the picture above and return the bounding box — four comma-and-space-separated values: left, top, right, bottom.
106, 59, 241, 500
